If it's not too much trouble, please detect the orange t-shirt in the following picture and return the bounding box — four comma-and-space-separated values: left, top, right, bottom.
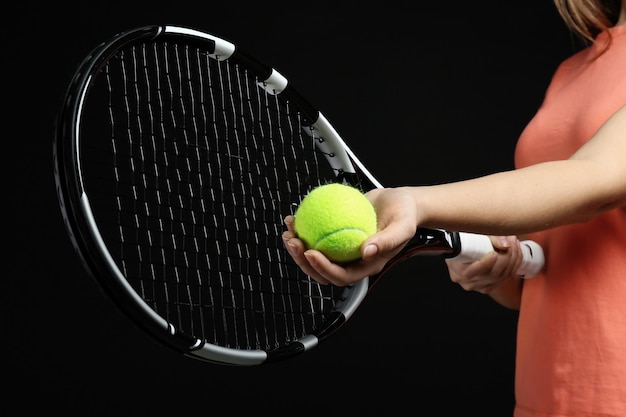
513, 26, 626, 417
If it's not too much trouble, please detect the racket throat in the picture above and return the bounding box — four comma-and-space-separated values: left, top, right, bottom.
403, 228, 461, 258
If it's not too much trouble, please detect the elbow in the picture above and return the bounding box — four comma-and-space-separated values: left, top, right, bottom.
575, 195, 626, 224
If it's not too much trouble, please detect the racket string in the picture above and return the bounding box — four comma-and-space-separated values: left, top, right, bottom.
85, 39, 343, 351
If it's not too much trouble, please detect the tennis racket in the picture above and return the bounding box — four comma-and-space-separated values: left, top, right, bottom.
53, 25, 544, 366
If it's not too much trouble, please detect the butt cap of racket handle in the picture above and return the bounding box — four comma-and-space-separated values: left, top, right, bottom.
517, 240, 545, 278
451, 233, 545, 279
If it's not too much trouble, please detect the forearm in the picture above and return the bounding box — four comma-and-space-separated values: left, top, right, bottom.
412, 159, 624, 236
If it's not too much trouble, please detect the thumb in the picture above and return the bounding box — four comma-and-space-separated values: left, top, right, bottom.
361, 223, 415, 261
490, 235, 518, 252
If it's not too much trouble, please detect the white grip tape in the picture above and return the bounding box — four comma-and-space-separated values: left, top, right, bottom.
450, 232, 545, 279
452, 233, 494, 263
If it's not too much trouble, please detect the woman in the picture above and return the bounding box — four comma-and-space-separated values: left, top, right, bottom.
282, 0, 626, 416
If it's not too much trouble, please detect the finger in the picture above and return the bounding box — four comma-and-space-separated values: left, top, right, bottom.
303, 251, 351, 286
360, 224, 414, 263
489, 235, 512, 252
492, 236, 523, 278
281, 229, 297, 240
301, 241, 397, 287
501, 237, 523, 277
283, 229, 376, 286
282, 236, 331, 285
303, 250, 376, 287
284, 215, 296, 233
446, 251, 498, 282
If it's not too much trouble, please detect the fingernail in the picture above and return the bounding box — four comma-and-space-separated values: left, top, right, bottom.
498, 236, 510, 248
285, 240, 297, 256
304, 252, 317, 267
363, 244, 378, 258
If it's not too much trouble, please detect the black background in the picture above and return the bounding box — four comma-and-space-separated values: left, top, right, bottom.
7, 1, 578, 416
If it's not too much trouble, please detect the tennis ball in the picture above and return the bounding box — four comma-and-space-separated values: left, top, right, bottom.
294, 183, 377, 263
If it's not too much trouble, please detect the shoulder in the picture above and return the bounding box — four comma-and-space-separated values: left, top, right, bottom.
548, 26, 626, 92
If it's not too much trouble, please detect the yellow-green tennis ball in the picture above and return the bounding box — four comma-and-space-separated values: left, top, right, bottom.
294, 183, 377, 263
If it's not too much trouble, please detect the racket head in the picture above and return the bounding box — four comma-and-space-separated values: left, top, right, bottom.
53, 25, 381, 365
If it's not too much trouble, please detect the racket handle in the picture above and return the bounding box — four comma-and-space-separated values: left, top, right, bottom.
449, 232, 545, 279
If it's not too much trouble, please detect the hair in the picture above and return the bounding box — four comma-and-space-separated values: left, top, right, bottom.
552, 0, 621, 43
